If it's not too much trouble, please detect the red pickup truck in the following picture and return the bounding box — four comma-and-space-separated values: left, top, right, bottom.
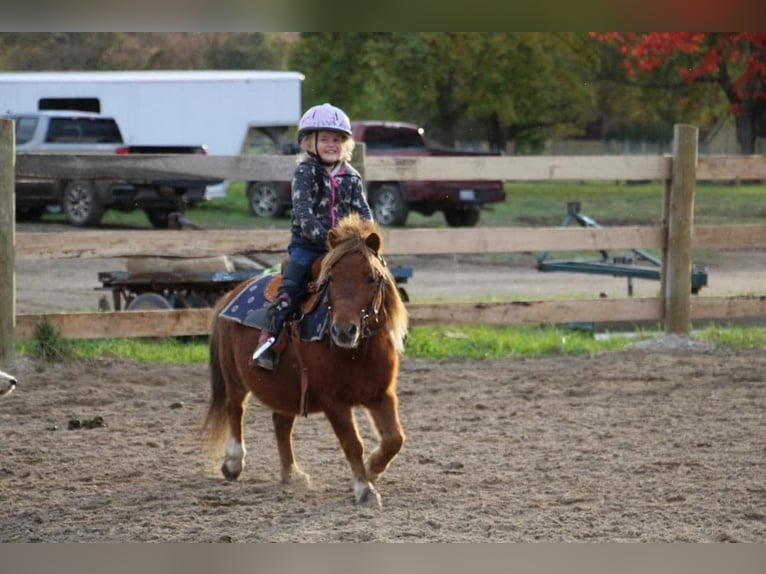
246, 120, 505, 227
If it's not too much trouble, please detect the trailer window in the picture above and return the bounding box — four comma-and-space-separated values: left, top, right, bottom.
39, 98, 101, 113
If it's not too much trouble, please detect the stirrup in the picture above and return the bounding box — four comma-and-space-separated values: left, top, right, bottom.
255, 349, 276, 371
252, 334, 277, 370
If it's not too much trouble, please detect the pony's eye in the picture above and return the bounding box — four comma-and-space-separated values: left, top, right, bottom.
367, 275, 377, 284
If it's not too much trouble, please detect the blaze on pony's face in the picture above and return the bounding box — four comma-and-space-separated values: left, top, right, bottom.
0, 369, 16, 397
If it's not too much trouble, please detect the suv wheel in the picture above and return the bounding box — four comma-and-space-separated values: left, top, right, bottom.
247, 181, 286, 218
369, 184, 409, 227
444, 206, 480, 227
63, 180, 105, 227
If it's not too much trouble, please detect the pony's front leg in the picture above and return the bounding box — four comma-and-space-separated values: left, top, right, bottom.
221, 390, 248, 480
364, 393, 405, 483
324, 406, 381, 508
272, 412, 310, 486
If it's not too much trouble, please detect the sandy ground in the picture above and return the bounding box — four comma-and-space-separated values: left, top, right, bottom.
1, 343, 765, 542
3, 222, 765, 542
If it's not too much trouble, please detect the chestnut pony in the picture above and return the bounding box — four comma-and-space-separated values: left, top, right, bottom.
203, 214, 408, 508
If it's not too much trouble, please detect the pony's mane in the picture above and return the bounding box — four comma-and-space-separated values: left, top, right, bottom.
319, 214, 408, 352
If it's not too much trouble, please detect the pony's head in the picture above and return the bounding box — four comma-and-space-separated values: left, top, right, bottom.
319, 214, 408, 352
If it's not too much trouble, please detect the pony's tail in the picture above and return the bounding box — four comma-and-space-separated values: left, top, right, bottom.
201, 313, 229, 455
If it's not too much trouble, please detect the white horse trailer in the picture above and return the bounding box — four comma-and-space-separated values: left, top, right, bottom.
0, 70, 304, 197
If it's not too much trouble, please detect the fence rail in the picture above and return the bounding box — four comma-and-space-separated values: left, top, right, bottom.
14, 152, 766, 182
3, 122, 766, 356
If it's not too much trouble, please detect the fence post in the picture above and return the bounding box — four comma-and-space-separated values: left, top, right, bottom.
664, 124, 698, 335
351, 141, 366, 195
659, 178, 671, 304
0, 120, 15, 363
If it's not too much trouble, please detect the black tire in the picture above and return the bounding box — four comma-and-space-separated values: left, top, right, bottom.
62, 180, 105, 227
369, 184, 409, 227
125, 292, 173, 311
444, 206, 480, 227
144, 208, 173, 229
247, 181, 286, 218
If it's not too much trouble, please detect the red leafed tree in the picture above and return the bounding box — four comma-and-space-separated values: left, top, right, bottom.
592, 32, 766, 154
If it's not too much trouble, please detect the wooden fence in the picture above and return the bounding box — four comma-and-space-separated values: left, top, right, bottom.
2, 121, 766, 361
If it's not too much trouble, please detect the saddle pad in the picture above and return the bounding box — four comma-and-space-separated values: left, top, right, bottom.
218, 274, 330, 343
218, 274, 272, 324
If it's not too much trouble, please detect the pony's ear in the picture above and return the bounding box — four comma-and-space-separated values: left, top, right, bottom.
365, 232, 381, 255
328, 228, 339, 248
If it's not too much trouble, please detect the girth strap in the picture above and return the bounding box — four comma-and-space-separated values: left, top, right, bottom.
289, 322, 310, 417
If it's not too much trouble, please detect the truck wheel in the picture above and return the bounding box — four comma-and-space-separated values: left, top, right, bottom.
125, 292, 173, 311
63, 180, 105, 227
144, 209, 173, 229
444, 206, 480, 227
247, 181, 286, 218
369, 184, 409, 227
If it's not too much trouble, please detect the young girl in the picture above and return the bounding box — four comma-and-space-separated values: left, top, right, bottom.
254, 103, 373, 370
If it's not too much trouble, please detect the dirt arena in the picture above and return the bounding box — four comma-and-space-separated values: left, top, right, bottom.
1, 338, 765, 542
5, 221, 766, 542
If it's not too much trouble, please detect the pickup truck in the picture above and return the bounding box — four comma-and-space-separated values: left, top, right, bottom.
6, 110, 219, 228
245, 120, 505, 227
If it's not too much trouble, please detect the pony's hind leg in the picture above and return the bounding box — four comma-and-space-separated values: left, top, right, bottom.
364, 393, 405, 483
324, 406, 381, 508
272, 412, 310, 486
221, 387, 249, 480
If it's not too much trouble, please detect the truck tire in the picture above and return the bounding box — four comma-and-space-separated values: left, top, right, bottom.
62, 180, 105, 227
125, 292, 173, 311
369, 184, 409, 227
247, 181, 286, 218
444, 206, 480, 227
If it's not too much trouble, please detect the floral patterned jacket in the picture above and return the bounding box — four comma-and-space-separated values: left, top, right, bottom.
289, 156, 373, 251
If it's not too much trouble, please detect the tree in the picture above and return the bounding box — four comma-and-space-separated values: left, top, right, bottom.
0, 33, 293, 71
592, 33, 766, 154
289, 33, 599, 152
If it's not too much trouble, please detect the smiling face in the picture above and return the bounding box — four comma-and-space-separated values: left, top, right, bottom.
302, 130, 351, 163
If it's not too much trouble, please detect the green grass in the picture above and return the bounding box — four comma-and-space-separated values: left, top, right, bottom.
34, 180, 766, 230
18, 335, 210, 364
17, 324, 766, 365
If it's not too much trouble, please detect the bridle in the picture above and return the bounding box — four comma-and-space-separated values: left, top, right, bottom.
324, 253, 389, 340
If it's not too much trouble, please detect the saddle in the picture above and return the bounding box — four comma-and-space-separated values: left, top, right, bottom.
219, 255, 330, 345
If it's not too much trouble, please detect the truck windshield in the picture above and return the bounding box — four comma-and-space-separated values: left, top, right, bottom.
46, 118, 123, 143
361, 127, 425, 150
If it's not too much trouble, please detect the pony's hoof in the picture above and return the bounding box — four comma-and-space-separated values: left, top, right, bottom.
282, 466, 311, 487
354, 480, 382, 508
221, 460, 243, 481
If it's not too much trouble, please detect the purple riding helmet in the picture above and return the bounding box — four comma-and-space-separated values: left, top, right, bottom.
298, 103, 352, 141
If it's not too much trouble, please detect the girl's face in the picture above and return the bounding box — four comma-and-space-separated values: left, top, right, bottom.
313, 130, 346, 163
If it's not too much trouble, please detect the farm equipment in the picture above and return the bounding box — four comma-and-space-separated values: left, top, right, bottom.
98, 258, 413, 312
536, 201, 707, 296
